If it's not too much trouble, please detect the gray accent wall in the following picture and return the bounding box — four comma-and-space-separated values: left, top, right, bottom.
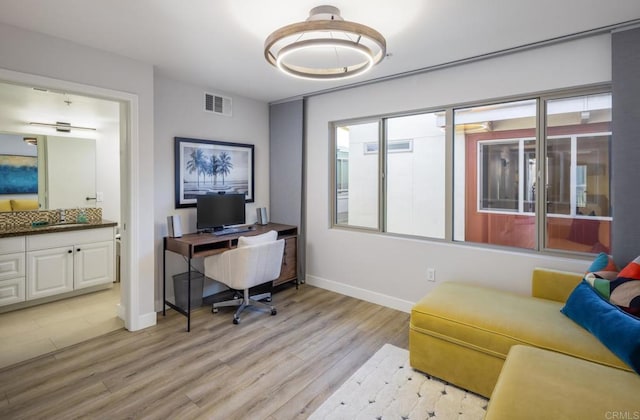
612, 27, 640, 266
269, 100, 304, 225
269, 99, 305, 281
269, 99, 305, 282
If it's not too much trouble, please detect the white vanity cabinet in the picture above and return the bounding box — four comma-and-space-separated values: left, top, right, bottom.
26, 227, 115, 300
26, 246, 74, 299
73, 240, 114, 290
0, 236, 26, 306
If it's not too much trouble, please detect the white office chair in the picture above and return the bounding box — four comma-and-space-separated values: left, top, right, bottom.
204, 230, 285, 324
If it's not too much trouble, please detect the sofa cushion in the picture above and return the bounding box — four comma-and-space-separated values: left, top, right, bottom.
10, 199, 39, 211
0, 199, 11, 212
562, 280, 640, 374
485, 345, 640, 420
411, 282, 631, 372
586, 252, 619, 280
610, 256, 640, 317
563, 280, 640, 373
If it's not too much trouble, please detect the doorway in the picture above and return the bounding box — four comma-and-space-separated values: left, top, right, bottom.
0, 69, 142, 363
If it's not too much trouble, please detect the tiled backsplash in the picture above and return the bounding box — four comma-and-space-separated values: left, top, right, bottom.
0, 208, 102, 229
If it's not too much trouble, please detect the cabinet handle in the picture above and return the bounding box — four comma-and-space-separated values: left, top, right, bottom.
68, 249, 73, 254
77, 248, 81, 252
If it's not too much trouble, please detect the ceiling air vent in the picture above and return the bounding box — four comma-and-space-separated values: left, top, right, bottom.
204, 92, 232, 117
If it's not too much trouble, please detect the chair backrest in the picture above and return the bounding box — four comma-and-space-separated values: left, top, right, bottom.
214, 238, 285, 290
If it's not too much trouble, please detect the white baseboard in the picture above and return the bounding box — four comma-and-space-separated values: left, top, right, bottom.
306, 275, 413, 313
127, 311, 157, 331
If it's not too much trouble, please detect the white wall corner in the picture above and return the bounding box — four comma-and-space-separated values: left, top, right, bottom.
116, 302, 156, 332
116, 302, 125, 320
128, 311, 158, 331
306, 275, 414, 313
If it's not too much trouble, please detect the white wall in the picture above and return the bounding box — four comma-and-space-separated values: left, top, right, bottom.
0, 22, 156, 330
305, 34, 612, 312
153, 73, 269, 307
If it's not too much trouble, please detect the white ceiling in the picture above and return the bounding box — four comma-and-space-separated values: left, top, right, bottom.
0, 0, 639, 104
0, 82, 120, 137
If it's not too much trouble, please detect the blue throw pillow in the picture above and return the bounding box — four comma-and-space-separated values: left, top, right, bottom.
561, 280, 640, 374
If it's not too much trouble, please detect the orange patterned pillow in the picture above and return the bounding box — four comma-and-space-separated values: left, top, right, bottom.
610, 256, 640, 316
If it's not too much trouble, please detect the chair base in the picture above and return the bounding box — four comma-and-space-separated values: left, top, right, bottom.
212, 289, 276, 324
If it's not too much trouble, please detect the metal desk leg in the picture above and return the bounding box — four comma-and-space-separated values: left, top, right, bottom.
163, 238, 166, 316
187, 258, 191, 332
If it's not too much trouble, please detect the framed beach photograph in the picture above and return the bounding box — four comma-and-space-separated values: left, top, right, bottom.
0, 154, 38, 194
174, 137, 254, 208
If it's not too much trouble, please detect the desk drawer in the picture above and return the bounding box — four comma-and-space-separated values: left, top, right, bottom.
274, 237, 297, 286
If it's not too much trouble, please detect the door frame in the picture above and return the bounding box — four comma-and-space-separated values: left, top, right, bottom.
0, 67, 145, 331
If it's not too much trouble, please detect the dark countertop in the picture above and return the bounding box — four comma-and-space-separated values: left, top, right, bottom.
0, 220, 118, 238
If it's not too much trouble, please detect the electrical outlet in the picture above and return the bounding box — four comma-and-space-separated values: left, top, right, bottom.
427, 268, 436, 282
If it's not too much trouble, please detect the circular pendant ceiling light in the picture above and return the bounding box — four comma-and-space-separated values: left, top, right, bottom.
264, 6, 386, 80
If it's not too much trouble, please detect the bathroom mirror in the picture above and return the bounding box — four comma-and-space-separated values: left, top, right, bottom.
0, 131, 97, 210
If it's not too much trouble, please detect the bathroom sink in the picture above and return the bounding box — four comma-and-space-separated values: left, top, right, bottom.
51, 222, 87, 228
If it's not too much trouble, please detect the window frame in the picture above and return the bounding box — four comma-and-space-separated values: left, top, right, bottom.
476, 137, 537, 215
330, 117, 384, 232
330, 84, 612, 257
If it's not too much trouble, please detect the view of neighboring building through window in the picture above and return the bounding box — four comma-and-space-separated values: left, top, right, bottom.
335, 122, 379, 229
386, 113, 446, 238
334, 112, 446, 238
545, 93, 612, 253
333, 89, 612, 255
453, 99, 537, 249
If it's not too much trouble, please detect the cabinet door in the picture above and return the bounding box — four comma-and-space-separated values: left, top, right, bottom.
0, 252, 25, 281
74, 240, 114, 290
27, 247, 74, 300
274, 237, 297, 286
0, 277, 25, 306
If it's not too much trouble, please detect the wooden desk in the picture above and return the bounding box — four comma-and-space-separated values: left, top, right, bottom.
162, 223, 298, 331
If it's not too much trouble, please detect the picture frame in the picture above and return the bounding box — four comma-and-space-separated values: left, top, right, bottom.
174, 137, 255, 208
0, 154, 38, 194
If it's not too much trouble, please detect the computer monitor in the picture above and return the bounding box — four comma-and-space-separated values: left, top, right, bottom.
196, 193, 246, 231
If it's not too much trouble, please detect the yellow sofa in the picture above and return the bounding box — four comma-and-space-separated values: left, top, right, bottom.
485, 345, 640, 419
0, 199, 39, 212
409, 268, 635, 398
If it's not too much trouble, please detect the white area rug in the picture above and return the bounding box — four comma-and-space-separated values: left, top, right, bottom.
309, 344, 488, 420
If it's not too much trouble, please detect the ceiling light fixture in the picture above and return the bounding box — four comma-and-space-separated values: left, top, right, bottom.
29, 121, 97, 132
264, 5, 386, 80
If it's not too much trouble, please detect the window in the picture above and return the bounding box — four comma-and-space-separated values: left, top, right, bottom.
545, 93, 612, 253
453, 99, 537, 250
334, 122, 379, 229
332, 88, 612, 255
333, 111, 446, 239
364, 139, 414, 154
477, 139, 536, 213
386, 113, 446, 238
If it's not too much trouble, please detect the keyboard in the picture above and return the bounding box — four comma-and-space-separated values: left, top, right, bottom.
212, 227, 251, 236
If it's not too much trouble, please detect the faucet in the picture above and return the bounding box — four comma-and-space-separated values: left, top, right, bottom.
59, 209, 66, 224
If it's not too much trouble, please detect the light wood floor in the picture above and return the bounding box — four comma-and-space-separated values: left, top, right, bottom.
0, 284, 410, 419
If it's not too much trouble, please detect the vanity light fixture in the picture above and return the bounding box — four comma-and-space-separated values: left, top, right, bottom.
23, 137, 37, 146
264, 5, 386, 80
29, 121, 97, 132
